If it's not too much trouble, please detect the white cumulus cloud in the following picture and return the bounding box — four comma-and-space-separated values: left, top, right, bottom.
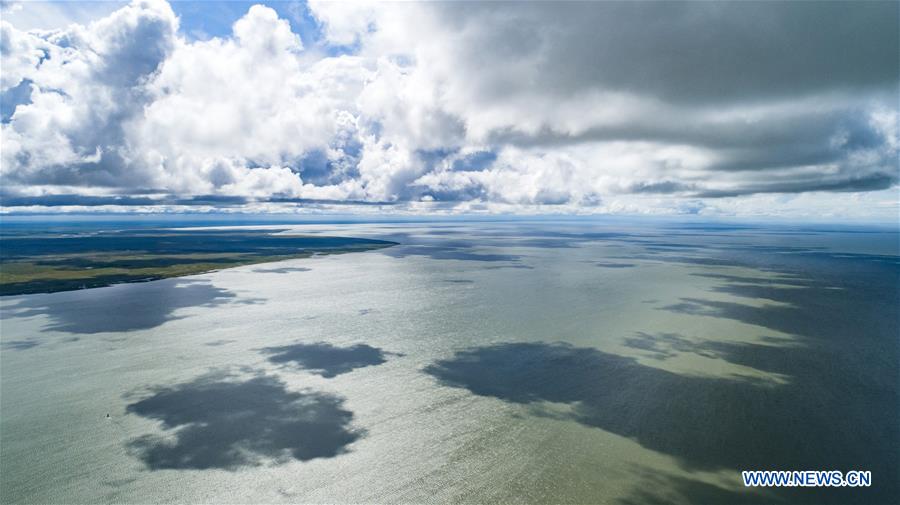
0, 0, 897, 219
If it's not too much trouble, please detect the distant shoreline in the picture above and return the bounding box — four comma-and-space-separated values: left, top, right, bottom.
0, 229, 397, 297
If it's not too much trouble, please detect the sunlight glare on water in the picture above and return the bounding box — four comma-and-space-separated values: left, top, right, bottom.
1, 220, 897, 504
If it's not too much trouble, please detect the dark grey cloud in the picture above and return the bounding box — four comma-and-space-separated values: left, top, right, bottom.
431, 1, 898, 105
370, 1, 898, 203
0, 194, 161, 206
695, 173, 898, 198
626, 181, 696, 195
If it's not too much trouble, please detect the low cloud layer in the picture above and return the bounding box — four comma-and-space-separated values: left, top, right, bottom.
1, 0, 897, 217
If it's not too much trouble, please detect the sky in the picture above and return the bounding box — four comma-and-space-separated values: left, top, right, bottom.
0, 0, 898, 220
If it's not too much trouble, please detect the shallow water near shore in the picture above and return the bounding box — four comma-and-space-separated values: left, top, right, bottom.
1, 219, 897, 504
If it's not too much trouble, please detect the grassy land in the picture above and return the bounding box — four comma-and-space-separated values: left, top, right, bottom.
0, 229, 396, 296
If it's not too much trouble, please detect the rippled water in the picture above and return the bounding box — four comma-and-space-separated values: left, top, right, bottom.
1, 219, 897, 504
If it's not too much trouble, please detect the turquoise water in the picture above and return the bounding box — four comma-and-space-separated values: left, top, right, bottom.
1, 219, 897, 504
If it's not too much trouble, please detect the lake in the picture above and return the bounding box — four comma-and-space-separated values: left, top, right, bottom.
0, 218, 897, 504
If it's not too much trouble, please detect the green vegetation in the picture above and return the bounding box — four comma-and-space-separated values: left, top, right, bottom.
0, 229, 396, 296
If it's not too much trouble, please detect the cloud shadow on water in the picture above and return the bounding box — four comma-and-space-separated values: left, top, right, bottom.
260, 342, 395, 378
482, 264, 534, 270
616, 465, 771, 505
2, 279, 256, 334
0, 339, 39, 350
424, 339, 897, 504
382, 244, 523, 263
425, 238, 899, 504
126, 372, 362, 470
252, 267, 312, 274
426, 342, 775, 468
204, 339, 236, 347
622, 332, 726, 361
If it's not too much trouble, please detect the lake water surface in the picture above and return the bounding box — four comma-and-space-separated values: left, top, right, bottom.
1, 219, 897, 504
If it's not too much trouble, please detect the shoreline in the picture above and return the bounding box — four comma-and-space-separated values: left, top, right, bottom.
0, 229, 397, 297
